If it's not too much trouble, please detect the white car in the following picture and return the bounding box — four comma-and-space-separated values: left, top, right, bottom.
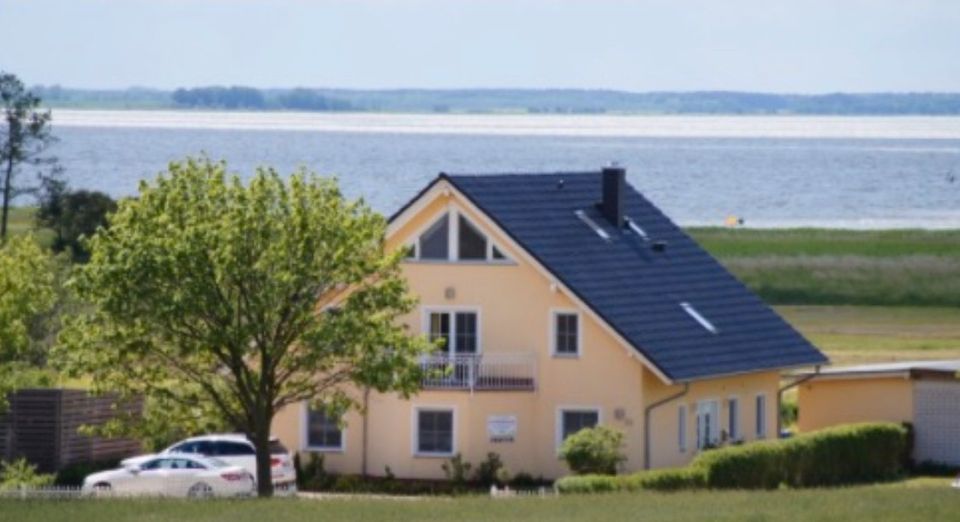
84, 454, 254, 497
123, 433, 297, 491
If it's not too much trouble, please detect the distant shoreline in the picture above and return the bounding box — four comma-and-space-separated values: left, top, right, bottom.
32, 86, 960, 116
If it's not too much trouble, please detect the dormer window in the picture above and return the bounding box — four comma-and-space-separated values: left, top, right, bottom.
408, 210, 510, 263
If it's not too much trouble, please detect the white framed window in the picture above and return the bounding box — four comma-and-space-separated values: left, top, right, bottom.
302, 403, 345, 452
550, 310, 581, 357
678, 404, 687, 453
556, 407, 600, 451
423, 307, 480, 355
727, 397, 740, 441
407, 209, 511, 263
413, 406, 456, 457
755, 394, 767, 439
695, 400, 720, 450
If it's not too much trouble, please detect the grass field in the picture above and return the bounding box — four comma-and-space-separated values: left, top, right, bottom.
689, 227, 960, 307
777, 305, 960, 366
1, 478, 955, 522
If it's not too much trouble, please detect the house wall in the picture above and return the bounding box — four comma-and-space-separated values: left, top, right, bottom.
644, 368, 780, 469
272, 182, 785, 479
796, 376, 913, 433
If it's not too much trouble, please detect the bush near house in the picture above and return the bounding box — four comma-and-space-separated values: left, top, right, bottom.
556, 423, 907, 494
558, 426, 626, 475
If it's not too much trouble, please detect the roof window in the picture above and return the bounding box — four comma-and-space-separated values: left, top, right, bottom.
624, 216, 648, 240
680, 302, 717, 334
574, 210, 611, 241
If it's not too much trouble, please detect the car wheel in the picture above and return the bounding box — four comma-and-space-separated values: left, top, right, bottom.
92, 483, 112, 497
188, 481, 214, 499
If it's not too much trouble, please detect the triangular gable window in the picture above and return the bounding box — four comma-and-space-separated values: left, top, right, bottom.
419, 214, 449, 260
458, 215, 487, 260
411, 211, 510, 263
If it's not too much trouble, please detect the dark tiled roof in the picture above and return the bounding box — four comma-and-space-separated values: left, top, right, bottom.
433, 171, 827, 382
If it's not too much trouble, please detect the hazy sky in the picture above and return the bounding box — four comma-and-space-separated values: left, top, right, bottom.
3, 0, 959, 92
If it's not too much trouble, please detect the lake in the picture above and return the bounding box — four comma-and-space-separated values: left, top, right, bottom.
46, 110, 960, 229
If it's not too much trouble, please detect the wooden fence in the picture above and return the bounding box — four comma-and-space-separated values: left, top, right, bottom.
0, 389, 143, 472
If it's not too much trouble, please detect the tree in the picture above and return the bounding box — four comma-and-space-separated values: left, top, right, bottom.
1, 72, 56, 240
56, 158, 428, 496
0, 236, 56, 408
36, 171, 117, 262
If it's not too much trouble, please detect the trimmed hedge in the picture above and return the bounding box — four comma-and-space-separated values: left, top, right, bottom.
693, 422, 907, 489
555, 468, 704, 494
556, 423, 908, 494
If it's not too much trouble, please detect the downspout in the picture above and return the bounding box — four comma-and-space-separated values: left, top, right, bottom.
777, 365, 821, 436
643, 383, 689, 470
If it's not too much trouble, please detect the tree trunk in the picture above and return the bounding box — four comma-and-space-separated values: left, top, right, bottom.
1, 157, 13, 241
251, 408, 275, 498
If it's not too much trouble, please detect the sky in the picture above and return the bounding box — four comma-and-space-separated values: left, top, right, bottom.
2, 0, 959, 93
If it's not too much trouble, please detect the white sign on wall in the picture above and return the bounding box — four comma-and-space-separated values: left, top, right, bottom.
487, 415, 517, 442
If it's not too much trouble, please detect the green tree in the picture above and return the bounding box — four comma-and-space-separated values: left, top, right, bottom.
0, 236, 56, 407
1, 72, 56, 240
36, 171, 117, 262
56, 158, 428, 496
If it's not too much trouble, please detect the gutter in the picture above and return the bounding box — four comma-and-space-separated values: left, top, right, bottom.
777, 365, 821, 435
643, 383, 689, 470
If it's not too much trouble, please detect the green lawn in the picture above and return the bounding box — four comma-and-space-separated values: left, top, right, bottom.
1, 478, 956, 522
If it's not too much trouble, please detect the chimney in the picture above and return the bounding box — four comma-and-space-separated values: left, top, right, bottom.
600, 164, 626, 228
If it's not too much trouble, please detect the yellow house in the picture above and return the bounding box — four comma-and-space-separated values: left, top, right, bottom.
272, 166, 826, 479
797, 360, 960, 466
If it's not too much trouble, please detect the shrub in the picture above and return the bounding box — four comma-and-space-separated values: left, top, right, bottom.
473, 452, 505, 487
559, 426, 626, 475
554, 474, 621, 494
441, 453, 472, 485
693, 422, 907, 489
0, 459, 55, 490
556, 468, 705, 494
624, 468, 706, 491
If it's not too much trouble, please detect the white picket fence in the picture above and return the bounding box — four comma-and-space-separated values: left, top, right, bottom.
489, 485, 557, 498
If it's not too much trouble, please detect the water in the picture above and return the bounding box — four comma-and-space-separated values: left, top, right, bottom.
44, 110, 960, 228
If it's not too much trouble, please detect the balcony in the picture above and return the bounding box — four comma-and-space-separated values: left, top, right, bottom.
419, 353, 537, 392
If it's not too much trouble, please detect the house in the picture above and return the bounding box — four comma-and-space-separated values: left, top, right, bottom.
796, 360, 960, 466
272, 166, 827, 479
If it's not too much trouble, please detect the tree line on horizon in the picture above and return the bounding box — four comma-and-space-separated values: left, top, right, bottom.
28, 85, 960, 114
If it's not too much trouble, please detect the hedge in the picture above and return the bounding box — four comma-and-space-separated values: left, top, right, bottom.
693, 422, 907, 489
556, 422, 908, 494
555, 468, 704, 494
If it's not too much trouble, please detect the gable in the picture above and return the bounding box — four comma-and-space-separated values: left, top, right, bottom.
386, 178, 674, 384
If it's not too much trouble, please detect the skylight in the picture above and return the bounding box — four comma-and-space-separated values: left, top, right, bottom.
574, 210, 611, 241
625, 216, 648, 240
680, 302, 717, 334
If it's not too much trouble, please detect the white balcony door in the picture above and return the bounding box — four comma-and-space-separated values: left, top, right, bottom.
428, 310, 479, 355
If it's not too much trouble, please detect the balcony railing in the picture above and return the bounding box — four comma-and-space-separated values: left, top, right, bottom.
420, 353, 536, 392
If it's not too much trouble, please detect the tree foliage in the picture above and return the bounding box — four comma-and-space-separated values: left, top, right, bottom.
0, 236, 56, 407
36, 170, 117, 262
55, 158, 428, 496
1, 72, 56, 239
